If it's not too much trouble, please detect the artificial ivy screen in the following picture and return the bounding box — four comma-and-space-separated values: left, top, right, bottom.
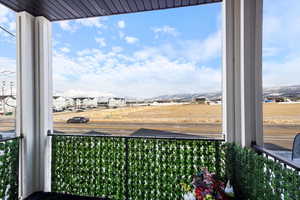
51, 136, 223, 200
224, 143, 300, 200
0, 138, 19, 200
51, 135, 300, 200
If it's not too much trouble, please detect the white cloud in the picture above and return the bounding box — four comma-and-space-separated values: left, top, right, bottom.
52, 44, 221, 98
133, 30, 221, 63
57, 17, 106, 32
119, 31, 125, 39
0, 5, 10, 24
51, 25, 223, 98
0, 4, 16, 37
76, 17, 105, 28
125, 36, 139, 44
152, 25, 179, 38
62, 89, 113, 98
262, 0, 300, 86
182, 31, 221, 63
117, 20, 126, 29
263, 0, 300, 54
263, 55, 300, 87
58, 21, 77, 32
263, 47, 281, 57
0, 57, 16, 73
0, 57, 16, 94
112, 46, 123, 53
7, 21, 16, 33
60, 47, 70, 53
95, 37, 106, 47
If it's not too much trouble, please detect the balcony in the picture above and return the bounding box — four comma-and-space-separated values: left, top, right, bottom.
1, 0, 299, 199
1, 135, 300, 200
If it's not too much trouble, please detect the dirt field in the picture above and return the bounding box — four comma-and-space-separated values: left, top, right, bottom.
1, 103, 300, 149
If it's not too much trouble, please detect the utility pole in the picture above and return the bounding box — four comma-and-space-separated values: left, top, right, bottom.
10, 81, 13, 96
2, 81, 6, 115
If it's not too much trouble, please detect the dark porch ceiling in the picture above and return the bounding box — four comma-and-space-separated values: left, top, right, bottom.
0, 0, 221, 21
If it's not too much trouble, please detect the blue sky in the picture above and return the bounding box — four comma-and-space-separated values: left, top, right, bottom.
1, 0, 300, 98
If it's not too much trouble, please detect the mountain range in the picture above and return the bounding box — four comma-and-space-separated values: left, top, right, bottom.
147, 85, 300, 101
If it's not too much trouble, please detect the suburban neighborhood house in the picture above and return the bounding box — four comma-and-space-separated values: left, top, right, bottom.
0, 96, 16, 115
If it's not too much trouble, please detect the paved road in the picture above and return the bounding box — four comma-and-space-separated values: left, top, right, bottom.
1, 119, 299, 149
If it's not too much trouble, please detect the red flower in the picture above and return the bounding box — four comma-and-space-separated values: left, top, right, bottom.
190, 169, 231, 200
195, 188, 204, 200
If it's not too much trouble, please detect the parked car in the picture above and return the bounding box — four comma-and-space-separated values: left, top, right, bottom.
67, 117, 89, 123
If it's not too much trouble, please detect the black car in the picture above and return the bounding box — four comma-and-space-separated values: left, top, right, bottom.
67, 117, 89, 123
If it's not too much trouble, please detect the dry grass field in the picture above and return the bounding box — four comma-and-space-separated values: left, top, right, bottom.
263, 103, 300, 125
53, 104, 222, 123
52, 103, 300, 149
53, 103, 300, 125
1, 103, 299, 149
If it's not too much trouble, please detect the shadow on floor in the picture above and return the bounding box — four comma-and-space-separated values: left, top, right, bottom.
130, 128, 209, 138
264, 143, 291, 151
25, 192, 109, 200
53, 129, 112, 136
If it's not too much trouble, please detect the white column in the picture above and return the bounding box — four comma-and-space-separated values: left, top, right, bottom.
223, 0, 263, 147
222, 0, 241, 144
16, 12, 52, 198
35, 16, 53, 193
240, 0, 263, 147
16, 12, 36, 198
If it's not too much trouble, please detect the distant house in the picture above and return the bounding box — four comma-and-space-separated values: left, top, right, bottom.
0, 96, 16, 115
127, 100, 149, 106
193, 97, 207, 104
82, 98, 90, 108
153, 100, 172, 104
83, 97, 98, 108
0, 101, 3, 115
98, 97, 109, 108
173, 98, 190, 103
53, 96, 67, 111
88, 97, 98, 108
264, 99, 273, 103
53, 96, 77, 111
108, 97, 126, 108
98, 101, 109, 108
208, 98, 222, 105
64, 97, 74, 108
265, 96, 286, 103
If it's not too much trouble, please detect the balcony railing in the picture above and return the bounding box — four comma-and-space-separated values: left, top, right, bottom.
0, 137, 20, 200
50, 134, 225, 200
224, 143, 300, 199
2, 134, 300, 199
